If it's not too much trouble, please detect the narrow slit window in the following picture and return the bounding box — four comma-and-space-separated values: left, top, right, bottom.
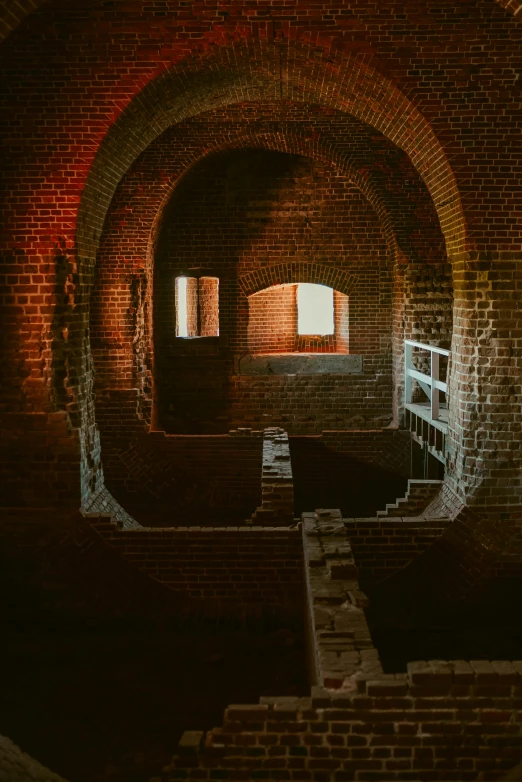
176, 276, 188, 337
297, 283, 334, 335
175, 275, 219, 338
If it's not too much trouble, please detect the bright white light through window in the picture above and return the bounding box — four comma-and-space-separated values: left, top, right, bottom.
176, 276, 188, 337
297, 283, 334, 335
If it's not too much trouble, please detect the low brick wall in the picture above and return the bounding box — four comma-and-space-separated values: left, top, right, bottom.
251, 428, 295, 526
91, 518, 303, 619
161, 511, 522, 782
162, 661, 522, 782
344, 516, 451, 584
302, 509, 382, 689
99, 429, 263, 525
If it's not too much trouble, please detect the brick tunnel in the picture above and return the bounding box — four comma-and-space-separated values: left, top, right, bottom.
1, 1, 522, 780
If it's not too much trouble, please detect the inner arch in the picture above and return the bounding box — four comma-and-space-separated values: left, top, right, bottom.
77, 40, 466, 271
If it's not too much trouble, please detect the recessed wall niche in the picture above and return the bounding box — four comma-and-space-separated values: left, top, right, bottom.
247, 283, 350, 355
175, 276, 219, 338
154, 146, 394, 434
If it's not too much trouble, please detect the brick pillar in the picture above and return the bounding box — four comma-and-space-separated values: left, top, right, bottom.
392, 261, 453, 427
445, 254, 522, 514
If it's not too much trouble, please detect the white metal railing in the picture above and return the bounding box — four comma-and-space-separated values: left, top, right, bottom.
404, 340, 449, 425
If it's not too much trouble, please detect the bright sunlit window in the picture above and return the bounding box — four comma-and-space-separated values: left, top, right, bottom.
297, 283, 334, 335
176, 276, 188, 337
176, 275, 219, 338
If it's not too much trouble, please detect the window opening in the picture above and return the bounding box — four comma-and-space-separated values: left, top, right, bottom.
297, 283, 334, 335
175, 275, 219, 338
176, 276, 188, 337
199, 276, 219, 337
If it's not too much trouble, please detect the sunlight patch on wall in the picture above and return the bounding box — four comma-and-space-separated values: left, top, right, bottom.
176, 276, 189, 337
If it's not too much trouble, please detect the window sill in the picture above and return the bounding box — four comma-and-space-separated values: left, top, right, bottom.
238, 353, 363, 375
176, 335, 219, 340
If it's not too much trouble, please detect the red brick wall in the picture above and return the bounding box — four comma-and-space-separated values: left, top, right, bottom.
446, 257, 522, 510
248, 285, 299, 354
198, 276, 219, 337
0, 508, 304, 623
165, 665, 522, 781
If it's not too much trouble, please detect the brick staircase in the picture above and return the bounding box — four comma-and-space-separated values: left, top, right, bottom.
376, 478, 443, 518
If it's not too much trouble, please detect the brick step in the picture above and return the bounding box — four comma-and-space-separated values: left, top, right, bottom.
377, 479, 442, 518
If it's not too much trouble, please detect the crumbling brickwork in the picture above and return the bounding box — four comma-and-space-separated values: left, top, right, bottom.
161, 513, 522, 781
250, 428, 295, 526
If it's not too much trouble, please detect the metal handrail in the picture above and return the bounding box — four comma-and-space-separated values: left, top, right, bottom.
404, 339, 449, 424
404, 339, 450, 357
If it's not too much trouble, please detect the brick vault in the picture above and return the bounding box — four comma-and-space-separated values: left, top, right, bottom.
1, 1, 521, 781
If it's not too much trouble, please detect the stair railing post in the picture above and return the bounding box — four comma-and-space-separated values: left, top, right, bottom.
431, 349, 439, 423
404, 341, 413, 405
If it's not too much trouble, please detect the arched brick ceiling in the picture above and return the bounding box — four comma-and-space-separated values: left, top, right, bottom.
238, 264, 358, 298
95, 102, 446, 274
3, 0, 520, 277
76, 40, 464, 268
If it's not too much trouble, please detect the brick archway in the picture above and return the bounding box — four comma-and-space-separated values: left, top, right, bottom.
72, 38, 467, 499
90, 113, 446, 437
77, 39, 465, 269
77, 37, 469, 503
146, 120, 444, 270
238, 264, 357, 299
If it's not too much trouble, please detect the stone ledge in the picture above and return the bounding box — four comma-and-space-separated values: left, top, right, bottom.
303, 508, 382, 690
239, 353, 363, 375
